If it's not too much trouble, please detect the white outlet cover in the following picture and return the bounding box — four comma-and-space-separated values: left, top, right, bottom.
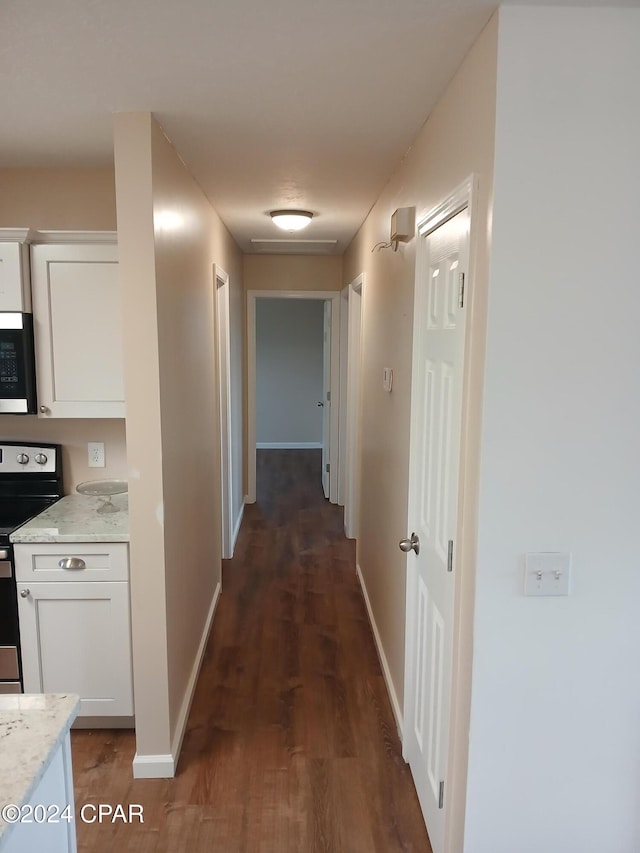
524, 552, 572, 597
88, 441, 105, 468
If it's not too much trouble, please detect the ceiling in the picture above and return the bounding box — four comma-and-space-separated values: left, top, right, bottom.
1, 0, 629, 254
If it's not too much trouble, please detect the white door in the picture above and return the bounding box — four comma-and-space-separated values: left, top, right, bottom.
321, 300, 331, 498
403, 208, 469, 853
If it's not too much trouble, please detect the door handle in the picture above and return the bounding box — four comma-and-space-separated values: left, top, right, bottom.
399, 533, 420, 555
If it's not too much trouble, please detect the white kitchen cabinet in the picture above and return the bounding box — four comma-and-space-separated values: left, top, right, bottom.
1, 735, 77, 853
15, 543, 133, 720
30, 237, 124, 418
0, 230, 31, 312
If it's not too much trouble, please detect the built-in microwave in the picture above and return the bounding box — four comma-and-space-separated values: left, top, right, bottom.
0, 313, 37, 414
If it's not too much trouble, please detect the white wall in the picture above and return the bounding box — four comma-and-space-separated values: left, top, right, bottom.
465, 8, 640, 852
256, 298, 324, 446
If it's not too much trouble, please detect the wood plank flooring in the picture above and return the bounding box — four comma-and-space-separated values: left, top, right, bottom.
72, 449, 431, 852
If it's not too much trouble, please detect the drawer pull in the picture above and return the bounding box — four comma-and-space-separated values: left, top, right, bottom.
58, 558, 86, 570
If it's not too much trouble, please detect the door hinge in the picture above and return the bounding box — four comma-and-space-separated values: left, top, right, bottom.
458, 272, 465, 308
447, 540, 454, 572
325, 463, 330, 473
438, 780, 445, 809
327, 390, 331, 403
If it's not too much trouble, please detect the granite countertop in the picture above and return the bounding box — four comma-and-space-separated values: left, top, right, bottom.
10, 494, 129, 544
0, 693, 80, 841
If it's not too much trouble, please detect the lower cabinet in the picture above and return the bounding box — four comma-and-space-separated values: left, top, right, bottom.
15, 543, 133, 719
1, 735, 77, 853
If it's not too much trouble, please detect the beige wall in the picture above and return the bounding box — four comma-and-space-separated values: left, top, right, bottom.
0, 419, 126, 493
114, 112, 243, 767
244, 254, 342, 292
343, 16, 497, 844
0, 168, 116, 231
0, 168, 126, 493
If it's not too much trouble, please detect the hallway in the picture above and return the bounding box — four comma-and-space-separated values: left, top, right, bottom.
72, 449, 430, 852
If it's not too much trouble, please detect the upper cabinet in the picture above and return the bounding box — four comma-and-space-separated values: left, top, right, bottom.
0, 229, 32, 311
30, 234, 125, 418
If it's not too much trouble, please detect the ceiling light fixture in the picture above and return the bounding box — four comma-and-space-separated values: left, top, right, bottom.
270, 210, 313, 231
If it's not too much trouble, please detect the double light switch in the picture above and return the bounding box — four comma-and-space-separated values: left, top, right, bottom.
524, 552, 572, 596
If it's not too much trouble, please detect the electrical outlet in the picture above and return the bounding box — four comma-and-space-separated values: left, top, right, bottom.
88, 442, 105, 468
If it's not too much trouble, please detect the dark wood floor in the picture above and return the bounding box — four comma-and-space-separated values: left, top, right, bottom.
72, 449, 430, 852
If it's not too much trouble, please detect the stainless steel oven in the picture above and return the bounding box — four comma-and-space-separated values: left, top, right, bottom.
0, 548, 21, 692
0, 442, 62, 692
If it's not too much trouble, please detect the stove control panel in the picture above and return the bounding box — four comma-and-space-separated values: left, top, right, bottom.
0, 444, 57, 474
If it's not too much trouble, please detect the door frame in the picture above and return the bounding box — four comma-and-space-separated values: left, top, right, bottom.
403, 176, 480, 852
339, 273, 364, 539
246, 289, 341, 504
214, 265, 234, 559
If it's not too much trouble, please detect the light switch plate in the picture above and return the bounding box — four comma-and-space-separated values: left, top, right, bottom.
524, 552, 572, 596
383, 367, 393, 393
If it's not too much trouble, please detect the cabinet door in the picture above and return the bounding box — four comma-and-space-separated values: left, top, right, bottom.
17, 581, 133, 717
0, 241, 30, 311
30, 243, 125, 418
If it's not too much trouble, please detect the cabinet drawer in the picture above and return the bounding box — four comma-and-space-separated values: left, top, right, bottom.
14, 542, 129, 583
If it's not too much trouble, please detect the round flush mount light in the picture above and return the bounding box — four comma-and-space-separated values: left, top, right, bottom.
270, 210, 313, 231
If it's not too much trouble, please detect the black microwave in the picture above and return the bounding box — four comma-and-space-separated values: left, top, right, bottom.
0, 313, 37, 414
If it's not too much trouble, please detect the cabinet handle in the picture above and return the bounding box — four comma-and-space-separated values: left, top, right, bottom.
58, 558, 86, 570
20, 589, 30, 598
39, 405, 50, 414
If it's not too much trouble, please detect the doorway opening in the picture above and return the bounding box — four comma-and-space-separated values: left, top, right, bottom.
246, 290, 341, 505
214, 265, 233, 559
338, 274, 364, 540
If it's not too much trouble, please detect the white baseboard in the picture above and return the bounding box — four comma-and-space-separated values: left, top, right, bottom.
170, 581, 221, 761
132, 753, 175, 779
256, 442, 322, 449
132, 581, 221, 779
356, 563, 404, 737
232, 501, 245, 551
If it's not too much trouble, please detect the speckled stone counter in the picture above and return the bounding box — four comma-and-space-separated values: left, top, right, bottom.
10, 494, 129, 543
0, 693, 79, 841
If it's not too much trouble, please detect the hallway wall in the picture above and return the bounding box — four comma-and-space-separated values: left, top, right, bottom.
114, 112, 243, 774
243, 254, 342, 495
244, 254, 342, 293
343, 20, 498, 848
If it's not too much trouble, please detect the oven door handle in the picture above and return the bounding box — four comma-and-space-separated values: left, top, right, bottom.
58, 557, 86, 571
